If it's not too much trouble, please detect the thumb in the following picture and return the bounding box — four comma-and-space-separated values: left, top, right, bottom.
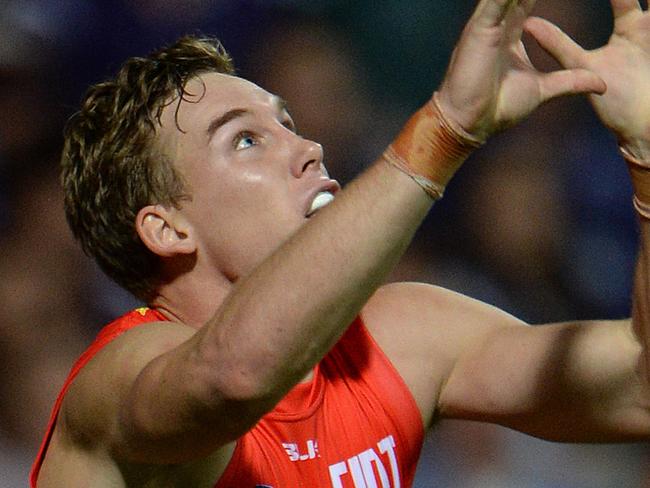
537, 69, 606, 103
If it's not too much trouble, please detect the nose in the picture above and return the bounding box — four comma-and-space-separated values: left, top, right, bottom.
291, 137, 324, 178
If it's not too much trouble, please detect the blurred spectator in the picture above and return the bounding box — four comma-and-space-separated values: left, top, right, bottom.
0, 165, 95, 485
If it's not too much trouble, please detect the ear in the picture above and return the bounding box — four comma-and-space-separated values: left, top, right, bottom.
135, 204, 196, 257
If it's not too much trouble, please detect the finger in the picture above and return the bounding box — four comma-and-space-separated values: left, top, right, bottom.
537, 69, 607, 104
523, 16, 585, 69
504, 0, 538, 43
610, 0, 642, 19
473, 0, 522, 28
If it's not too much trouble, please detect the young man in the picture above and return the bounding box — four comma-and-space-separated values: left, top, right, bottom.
32, 0, 650, 486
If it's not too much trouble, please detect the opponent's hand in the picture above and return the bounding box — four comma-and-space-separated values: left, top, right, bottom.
438, 0, 607, 141
525, 0, 650, 156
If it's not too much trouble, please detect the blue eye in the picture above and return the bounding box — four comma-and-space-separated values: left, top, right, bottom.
234, 132, 257, 150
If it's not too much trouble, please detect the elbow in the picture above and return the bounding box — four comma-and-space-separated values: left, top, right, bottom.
202, 368, 281, 440
191, 320, 312, 423
208, 365, 276, 406
194, 345, 282, 418
195, 322, 315, 407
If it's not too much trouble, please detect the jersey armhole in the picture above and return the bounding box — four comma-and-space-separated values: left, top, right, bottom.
355, 316, 425, 442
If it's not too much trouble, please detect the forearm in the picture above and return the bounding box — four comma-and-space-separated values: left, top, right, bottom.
199, 159, 432, 402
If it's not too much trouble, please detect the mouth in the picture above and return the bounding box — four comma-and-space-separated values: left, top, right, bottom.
305, 180, 340, 218
306, 191, 335, 217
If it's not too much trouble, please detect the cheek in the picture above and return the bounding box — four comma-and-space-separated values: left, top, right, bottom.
223, 172, 280, 214
211, 192, 302, 277
209, 173, 299, 233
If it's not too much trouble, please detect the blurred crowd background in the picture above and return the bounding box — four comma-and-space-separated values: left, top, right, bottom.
0, 0, 648, 486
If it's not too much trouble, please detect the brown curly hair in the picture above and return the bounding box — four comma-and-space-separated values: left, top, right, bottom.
62, 36, 235, 301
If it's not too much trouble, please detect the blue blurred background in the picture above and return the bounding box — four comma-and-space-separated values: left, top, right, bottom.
0, 0, 647, 486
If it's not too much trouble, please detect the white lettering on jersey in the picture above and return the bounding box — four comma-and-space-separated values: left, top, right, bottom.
329, 462, 348, 488
282, 439, 320, 461
377, 435, 400, 488
328, 435, 401, 488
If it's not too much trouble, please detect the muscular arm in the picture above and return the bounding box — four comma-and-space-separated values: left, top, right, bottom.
441, 317, 650, 441
364, 282, 650, 442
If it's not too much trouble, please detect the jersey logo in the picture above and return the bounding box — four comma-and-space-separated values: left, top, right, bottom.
135, 307, 149, 316
282, 439, 320, 461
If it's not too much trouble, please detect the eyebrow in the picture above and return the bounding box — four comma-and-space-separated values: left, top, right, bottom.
205, 97, 290, 138
206, 108, 249, 138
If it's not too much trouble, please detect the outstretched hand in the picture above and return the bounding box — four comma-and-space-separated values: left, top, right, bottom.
438, 0, 607, 141
525, 0, 650, 156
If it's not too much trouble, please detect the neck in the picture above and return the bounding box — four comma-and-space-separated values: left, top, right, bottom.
151, 268, 234, 329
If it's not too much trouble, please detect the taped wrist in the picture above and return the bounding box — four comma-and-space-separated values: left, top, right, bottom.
383, 92, 483, 200
622, 146, 650, 219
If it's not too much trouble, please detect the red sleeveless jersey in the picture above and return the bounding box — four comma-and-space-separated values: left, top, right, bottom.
31, 309, 424, 487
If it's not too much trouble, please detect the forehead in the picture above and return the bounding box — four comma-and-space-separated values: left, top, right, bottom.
158, 72, 280, 135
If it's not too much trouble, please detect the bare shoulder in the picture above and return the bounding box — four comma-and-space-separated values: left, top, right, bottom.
36, 320, 201, 485
360, 282, 524, 426
362, 281, 524, 351
56, 320, 196, 452
38, 319, 241, 486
